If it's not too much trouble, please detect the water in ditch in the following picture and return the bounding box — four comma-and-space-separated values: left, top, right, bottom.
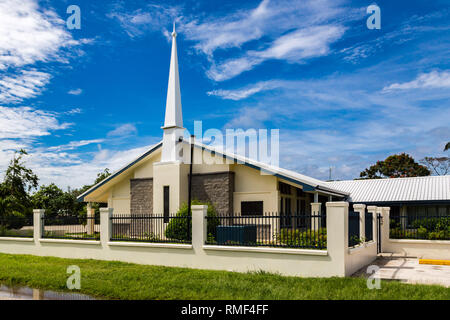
0, 284, 96, 300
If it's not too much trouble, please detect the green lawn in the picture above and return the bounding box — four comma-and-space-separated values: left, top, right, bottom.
0, 253, 448, 300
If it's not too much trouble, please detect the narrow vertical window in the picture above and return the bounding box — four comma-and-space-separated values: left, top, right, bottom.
163, 186, 169, 223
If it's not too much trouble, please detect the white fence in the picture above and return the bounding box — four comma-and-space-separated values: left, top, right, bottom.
0, 202, 388, 277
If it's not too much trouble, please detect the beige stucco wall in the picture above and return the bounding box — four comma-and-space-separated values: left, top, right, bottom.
384, 239, 450, 259
232, 164, 279, 214
152, 161, 190, 214
134, 153, 161, 178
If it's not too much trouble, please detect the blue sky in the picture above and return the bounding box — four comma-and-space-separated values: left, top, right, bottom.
0, 0, 449, 189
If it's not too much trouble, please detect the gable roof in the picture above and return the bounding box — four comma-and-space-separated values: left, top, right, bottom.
77, 139, 348, 202
325, 175, 450, 204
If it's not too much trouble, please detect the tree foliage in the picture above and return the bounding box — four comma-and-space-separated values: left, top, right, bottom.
359, 153, 430, 179
420, 157, 450, 176
0, 150, 38, 218
31, 183, 83, 217
0, 149, 111, 218
165, 200, 220, 241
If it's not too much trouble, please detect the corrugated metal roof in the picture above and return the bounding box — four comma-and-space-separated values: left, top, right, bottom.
325, 175, 450, 203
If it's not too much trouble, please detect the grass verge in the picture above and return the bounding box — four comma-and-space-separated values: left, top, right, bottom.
0, 253, 448, 300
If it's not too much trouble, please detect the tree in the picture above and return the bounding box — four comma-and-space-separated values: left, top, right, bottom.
31, 183, 80, 217
95, 168, 111, 184
2, 149, 38, 201
70, 168, 112, 216
359, 153, 430, 179
420, 157, 450, 176
0, 149, 38, 217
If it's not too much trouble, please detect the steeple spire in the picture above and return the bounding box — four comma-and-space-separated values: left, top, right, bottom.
163, 22, 183, 129
161, 22, 185, 162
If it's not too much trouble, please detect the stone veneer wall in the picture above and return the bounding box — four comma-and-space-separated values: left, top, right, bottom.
191, 171, 235, 215
129, 178, 154, 236
130, 178, 153, 214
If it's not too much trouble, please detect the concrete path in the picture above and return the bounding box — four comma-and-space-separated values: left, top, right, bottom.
353, 255, 450, 288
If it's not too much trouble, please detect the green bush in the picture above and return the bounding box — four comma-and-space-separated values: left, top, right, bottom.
411, 217, 449, 232
276, 228, 327, 248
165, 200, 220, 242
390, 217, 449, 240
0, 212, 29, 230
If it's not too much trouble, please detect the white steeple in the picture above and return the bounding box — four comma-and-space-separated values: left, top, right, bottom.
161, 23, 185, 162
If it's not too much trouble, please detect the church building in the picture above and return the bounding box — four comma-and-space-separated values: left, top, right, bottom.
77, 27, 450, 222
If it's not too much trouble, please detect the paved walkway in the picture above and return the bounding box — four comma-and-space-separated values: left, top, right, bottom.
353, 255, 450, 287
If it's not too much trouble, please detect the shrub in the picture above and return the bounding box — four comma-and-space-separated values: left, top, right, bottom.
390, 217, 449, 240
0, 212, 29, 230
165, 200, 220, 241
276, 228, 327, 248
411, 217, 449, 232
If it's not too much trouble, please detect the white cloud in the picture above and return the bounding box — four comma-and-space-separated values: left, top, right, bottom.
107, 123, 138, 137
0, 0, 91, 104
0, 106, 71, 139
184, 0, 348, 56
108, 0, 352, 81
206, 57, 262, 82
225, 106, 271, 129
26, 145, 154, 190
258, 25, 345, 61
207, 25, 346, 81
0, 0, 85, 70
0, 69, 51, 103
108, 4, 182, 39
47, 139, 105, 152
68, 88, 83, 95
207, 80, 284, 100
64, 108, 82, 115
383, 70, 450, 91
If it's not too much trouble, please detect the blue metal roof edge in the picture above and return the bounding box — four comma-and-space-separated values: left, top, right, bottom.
192, 144, 347, 195
76, 142, 163, 202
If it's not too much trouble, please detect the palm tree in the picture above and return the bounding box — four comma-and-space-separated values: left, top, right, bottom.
445, 142, 450, 151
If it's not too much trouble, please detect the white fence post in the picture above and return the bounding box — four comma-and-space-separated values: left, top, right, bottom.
381, 207, 390, 252
192, 205, 207, 251
87, 203, 95, 235
367, 206, 378, 243
33, 209, 45, 242
310, 202, 322, 230
353, 204, 366, 242
100, 208, 113, 246
326, 201, 349, 276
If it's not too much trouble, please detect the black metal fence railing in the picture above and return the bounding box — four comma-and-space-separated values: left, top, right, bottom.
348, 211, 360, 247
42, 215, 100, 240
0, 215, 34, 238
110, 214, 192, 244
365, 212, 373, 241
205, 213, 327, 249
390, 215, 449, 240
